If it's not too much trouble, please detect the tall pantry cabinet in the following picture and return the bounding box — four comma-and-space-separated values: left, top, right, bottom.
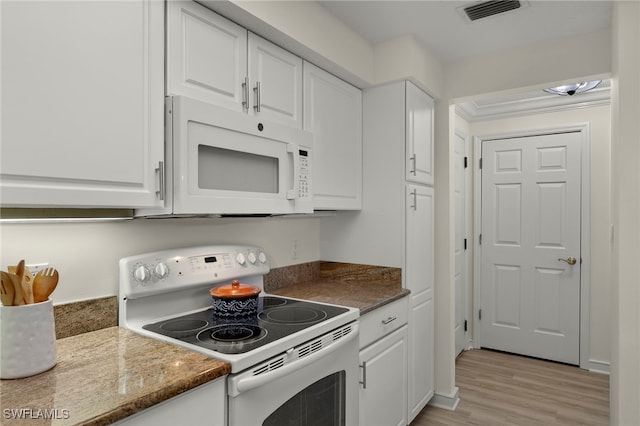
321, 80, 435, 423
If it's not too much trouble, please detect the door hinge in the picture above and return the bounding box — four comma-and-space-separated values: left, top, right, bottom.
464, 320, 468, 332
479, 158, 483, 169
464, 156, 468, 168
479, 234, 482, 245
464, 238, 467, 250
479, 309, 482, 320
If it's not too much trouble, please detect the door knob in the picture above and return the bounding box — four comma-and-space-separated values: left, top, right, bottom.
558, 257, 577, 265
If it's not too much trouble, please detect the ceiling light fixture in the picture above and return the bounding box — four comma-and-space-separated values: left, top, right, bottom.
543, 80, 602, 96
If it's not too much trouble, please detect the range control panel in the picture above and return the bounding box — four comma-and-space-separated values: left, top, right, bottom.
119, 245, 269, 298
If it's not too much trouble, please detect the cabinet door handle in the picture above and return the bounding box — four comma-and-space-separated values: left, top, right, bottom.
381, 316, 397, 325
410, 154, 417, 175
241, 77, 249, 111
359, 361, 367, 389
253, 81, 261, 112
410, 189, 417, 210
156, 161, 165, 201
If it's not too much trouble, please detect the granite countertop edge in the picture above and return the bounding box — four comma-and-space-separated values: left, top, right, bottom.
0, 327, 231, 426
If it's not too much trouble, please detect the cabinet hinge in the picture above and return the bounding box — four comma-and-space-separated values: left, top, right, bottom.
464, 238, 467, 250
464, 156, 468, 169
464, 320, 468, 332
479, 309, 482, 320
479, 158, 483, 169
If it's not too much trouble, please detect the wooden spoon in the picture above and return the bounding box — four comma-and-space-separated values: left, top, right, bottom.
33, 268, 59, 303
0, 271, 15, 306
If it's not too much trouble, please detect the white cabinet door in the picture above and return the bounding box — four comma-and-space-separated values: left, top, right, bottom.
113, 378, 226, 426
408, 295, 434, 422
405, 184, 435, 422
303, 62, 362, 210
0, 0, 164, 208
359, 325, 408, 426
167, 0, 247, 112
248, 33, 303, 128
167, 2, 302, 129
405, 82, 434, 185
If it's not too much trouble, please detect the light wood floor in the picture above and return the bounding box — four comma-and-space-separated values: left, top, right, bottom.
411, 349, 609, 426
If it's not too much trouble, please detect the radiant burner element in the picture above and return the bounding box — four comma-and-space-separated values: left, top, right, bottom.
259, 306, 327, 325
161, 319, 209, 333
199, 324, 267, 343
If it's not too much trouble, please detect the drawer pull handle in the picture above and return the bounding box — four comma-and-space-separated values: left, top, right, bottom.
381, 316, 397, 325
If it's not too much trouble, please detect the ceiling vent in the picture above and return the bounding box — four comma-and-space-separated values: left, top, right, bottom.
462, 0, 522, 21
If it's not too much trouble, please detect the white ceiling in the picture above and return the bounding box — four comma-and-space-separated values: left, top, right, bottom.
318, 0, 612, 65
319, 0, 613, 119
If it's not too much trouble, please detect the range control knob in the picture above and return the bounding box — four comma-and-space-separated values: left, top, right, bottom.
258, 251, 267, 264
236, 253, 246, 266
154, 262, 169, 279
248, 252, 257, 264
133, 265, 151, 283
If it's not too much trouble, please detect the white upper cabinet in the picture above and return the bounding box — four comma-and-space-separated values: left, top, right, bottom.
0, 0, 164, 208
167, 1, 247, 113
167, 1, 303, 129
248, 34, 303, 128
405, 81, 434, 185
303, 62, 362, 210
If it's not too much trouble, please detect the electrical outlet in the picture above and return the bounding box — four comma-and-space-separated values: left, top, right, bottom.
26, 263, 49, 274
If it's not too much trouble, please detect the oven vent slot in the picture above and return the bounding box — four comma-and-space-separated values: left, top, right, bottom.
298, 339, 323, 358
333, 325, 353, 340
252, 357, 285, 376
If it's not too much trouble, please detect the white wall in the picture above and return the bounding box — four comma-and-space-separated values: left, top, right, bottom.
0, 217, 320, 304
468, 104, 612, 368
445, 30, 611, 101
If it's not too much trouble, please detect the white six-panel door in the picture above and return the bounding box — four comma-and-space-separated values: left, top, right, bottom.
480, 132, 582, 365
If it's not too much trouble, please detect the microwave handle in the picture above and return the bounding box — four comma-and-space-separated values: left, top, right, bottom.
286, 144, 299, 200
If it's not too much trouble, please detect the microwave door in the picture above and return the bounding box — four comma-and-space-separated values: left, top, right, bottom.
171, 97, 311, 215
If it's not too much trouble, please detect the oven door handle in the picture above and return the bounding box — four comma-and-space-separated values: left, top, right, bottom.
228, 322, 359, 397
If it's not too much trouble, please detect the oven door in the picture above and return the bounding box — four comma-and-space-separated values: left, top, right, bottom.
170, 95, 313, 215
227, 322, 359, 426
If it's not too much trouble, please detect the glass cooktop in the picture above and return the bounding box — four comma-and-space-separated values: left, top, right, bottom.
142, 296, 349, 355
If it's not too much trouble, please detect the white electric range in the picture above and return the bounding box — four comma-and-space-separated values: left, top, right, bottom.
119, 244, 360, 425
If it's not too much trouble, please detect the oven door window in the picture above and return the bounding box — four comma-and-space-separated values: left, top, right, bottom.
263, 371, 345, 426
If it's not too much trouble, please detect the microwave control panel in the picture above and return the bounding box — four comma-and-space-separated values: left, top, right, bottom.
299, 149, 310, 198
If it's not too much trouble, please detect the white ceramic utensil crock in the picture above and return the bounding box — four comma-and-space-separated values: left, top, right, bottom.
0, 299, 56, 379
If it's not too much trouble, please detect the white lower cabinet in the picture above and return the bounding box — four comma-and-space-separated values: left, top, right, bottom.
359, 298, 408, 426
113, 378, 226, 426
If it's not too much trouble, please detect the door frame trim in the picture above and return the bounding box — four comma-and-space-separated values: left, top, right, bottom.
472, 123, 600, 371
454, 128, 470, 357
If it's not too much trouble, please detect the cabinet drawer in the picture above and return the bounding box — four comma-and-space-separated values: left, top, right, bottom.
359, 297, 408, 349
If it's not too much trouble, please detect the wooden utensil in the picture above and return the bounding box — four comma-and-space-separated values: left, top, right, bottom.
33, 268, 59, 303
8, 260, 33, 304
0, 271, 15, 306
8, 273, 25, 305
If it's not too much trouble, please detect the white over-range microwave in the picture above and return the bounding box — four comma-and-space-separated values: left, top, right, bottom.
137, 96, 313, 217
